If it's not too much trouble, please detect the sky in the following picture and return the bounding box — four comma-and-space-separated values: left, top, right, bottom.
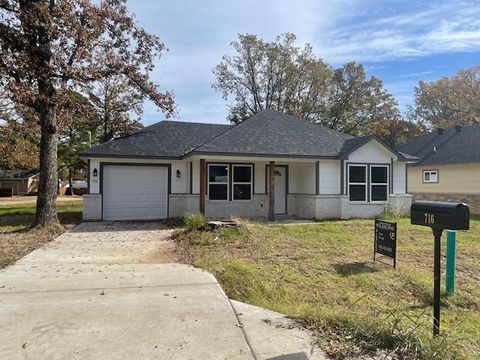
127, 0, 480, 126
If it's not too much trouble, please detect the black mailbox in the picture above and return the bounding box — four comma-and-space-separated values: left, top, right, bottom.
410, 200, 470, 336
411, 201, 469, 230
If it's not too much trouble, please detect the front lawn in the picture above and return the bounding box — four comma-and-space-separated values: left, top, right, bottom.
175, 217, 480, 360
0, 200, 83, 268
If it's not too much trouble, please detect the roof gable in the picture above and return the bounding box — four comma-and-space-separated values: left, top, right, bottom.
340, 135, 406, 161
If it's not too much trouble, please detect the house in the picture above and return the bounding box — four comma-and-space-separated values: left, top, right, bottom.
80, 110, 412, 221
0, 169, 39, 196
399, 124, 480, 213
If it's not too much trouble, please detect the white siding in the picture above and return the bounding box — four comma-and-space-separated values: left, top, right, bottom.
89, 159, 100, 193
393, 162, 407, 194
319, 160, 340, 194
289, 162, 316, 194
88, 158, 189, 195
254, 161, 266, 193
192, 160, 200, 194
347, 140, 395, 163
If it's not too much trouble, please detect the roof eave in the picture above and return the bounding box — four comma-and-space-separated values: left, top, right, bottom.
80, 153, 183, 160
184, 150, 340, 160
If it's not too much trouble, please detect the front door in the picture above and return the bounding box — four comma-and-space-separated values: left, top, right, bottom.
273, 166, 287, 214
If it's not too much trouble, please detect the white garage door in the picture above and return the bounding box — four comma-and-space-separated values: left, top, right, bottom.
102, 165, 168, 221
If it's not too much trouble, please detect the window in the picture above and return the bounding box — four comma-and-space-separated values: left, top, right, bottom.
348, 165, 367, 202
232, 165, 252, 200
370, 166, 388, 202
347, 164, 389, 203
208, 164, 228, 200
423, 170, 438, 183
207, 164, 253, 201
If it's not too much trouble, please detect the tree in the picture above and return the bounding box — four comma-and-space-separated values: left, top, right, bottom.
320, 62, 401, 136
213, 34, 401, 138
408, 66, 480, 129
57, 91, 98, 193
0, 0, 175, 227
0, 120, 39, 169
213, 33, 331, 124
88, 75, 143, 143
369, 118, 426, 148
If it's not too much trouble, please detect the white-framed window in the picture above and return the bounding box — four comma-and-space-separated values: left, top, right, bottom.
423, 170, 438, 183
232, 165, 252, 200
370, 165, 389, 202
207, 163, 253, 201
348, 164, 367, 202
208, 164, 229, 200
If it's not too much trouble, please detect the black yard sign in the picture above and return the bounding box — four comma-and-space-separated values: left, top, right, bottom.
374, 219, 397, 268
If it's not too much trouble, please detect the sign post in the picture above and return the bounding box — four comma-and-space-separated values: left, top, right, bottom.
410, 201, 469, 336
374, 219, 397, 268
446, 230, 457, 295
432, 228, 442, 335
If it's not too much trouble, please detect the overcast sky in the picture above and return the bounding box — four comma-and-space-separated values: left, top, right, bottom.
127, 0, 480, 125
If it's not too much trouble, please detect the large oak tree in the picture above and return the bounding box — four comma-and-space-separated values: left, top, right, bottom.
0, 0, 175, 227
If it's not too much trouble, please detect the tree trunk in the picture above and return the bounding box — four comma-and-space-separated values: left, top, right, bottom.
34, 103, 59, 227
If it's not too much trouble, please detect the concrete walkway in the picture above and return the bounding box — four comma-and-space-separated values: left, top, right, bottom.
0, 222, 328, 360
0, 222, 253, 360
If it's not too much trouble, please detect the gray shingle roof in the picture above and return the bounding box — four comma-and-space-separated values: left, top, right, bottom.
81, 110, 407, 160
398, 125, 480, 166
193, 110, 352, 157
81, 121, 232, 158
0, 169, 38, 179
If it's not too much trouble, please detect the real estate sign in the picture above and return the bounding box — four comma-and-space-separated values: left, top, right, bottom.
374, 219, 397, 268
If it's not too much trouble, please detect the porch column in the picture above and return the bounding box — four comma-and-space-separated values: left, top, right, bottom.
199, 159, 206, 215
268, 161, 275, 221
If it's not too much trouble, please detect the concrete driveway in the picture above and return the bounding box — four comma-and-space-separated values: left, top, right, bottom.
0, 222, 253, 359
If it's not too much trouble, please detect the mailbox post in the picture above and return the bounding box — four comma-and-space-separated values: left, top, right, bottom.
410, 201, 469, 336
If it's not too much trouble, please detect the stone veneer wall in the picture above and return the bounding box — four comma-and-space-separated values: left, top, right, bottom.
169, 194, 200, 218
287, 194, 317, 219
83, 194, 102, 220
82, 192, 414, 221
205, 194, 268, 219
411, 193, 480, 214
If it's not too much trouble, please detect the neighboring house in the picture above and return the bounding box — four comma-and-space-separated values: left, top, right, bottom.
399, 124, 480, 213
80, 110, 411, 221
0, 169, 39, 196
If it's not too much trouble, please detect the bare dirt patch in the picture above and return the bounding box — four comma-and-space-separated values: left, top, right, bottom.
0, 224, 75, 268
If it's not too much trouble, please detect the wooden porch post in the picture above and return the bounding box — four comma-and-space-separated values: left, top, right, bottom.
268, 161, 275, 221
199, 159, 206, 215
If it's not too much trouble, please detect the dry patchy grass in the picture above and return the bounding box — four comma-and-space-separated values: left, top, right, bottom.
0, 200, 82, 268
175, 217, 480, 360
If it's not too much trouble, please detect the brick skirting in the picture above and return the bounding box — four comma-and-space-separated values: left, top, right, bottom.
411, 193, 480, 214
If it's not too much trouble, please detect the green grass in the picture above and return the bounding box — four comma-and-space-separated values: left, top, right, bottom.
0, 201, 82, 229
176, 218, 480, 359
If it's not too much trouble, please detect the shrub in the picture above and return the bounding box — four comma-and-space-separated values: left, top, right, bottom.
183, 212, 206, 231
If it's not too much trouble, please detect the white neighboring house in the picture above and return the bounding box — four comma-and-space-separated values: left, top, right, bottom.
80, 110, 412, 221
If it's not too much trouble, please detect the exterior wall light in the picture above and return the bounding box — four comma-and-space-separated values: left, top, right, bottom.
93, 168, 98, 177
176, 169, 181, 178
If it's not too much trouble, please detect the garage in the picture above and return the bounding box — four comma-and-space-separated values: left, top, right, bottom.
102, 165, 169, 221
